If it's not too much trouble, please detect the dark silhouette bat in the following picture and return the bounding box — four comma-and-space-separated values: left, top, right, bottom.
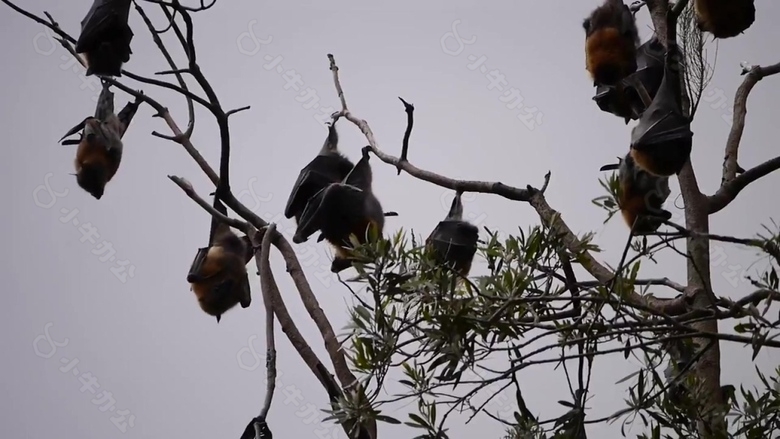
75, 0, 134, 77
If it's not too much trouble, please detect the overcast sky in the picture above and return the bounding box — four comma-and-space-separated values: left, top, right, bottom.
2, 1, 779, 438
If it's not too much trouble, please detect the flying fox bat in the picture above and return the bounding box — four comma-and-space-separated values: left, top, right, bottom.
600, 152, 672, 234
425, 191, 479, 277
59, 81, 141, 199
694, 0, 756, 39
583, 0, 640, 87
75, 0, 134, 77
284, 121, 355, 225
187, 198, 254, 323
292, 146, 385, 273
629, 42, 693, 177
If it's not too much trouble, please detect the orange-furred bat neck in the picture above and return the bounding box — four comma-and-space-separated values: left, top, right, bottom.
585, 28, 637, 85
74, 131, 122, 199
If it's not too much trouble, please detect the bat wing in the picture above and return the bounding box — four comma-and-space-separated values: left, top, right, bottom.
284, 168, 334, 219
239, 274, 252, 309
619, 4, 635, 36
428, 220, 480, 250
76, 0, 133, 55
284, 155, 353, 219
59, 117, 90, 143
630, 46, 692, 149
116, 99, 141, 138
293, 184, 364, 243
186, 246, 211, 282
600, 163, 620, 171
292, 185, 332, 243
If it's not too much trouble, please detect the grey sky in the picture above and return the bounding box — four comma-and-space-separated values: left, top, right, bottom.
2, 1, 779, 437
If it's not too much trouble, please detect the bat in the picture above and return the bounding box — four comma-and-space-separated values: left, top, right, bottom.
425, 191, 479, 277
187, 198, 254, 323
583, 0, 640, 86
600, 152, 672, 234
75, 0, 134, 77
284, 121, 356, 225
292, 146, 385, 273
60, 81, 141, 199
694, 0, 756, 39
592, 35, 666, 123
629, 42, 693, 177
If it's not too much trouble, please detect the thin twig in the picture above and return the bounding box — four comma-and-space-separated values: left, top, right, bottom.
397, 96, 414, 175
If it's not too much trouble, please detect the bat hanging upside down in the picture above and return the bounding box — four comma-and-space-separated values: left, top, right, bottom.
75, 0, 134, 77
425, 191, 479, 278
582, 0, 640, 87
693, 0, 756, 39
600, 153, 672, 235
187, 200, 254, 323
60, 80, 141, 199
292, 146, 385, 273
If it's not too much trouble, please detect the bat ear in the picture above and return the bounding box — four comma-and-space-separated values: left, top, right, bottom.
59, 117, 89, 142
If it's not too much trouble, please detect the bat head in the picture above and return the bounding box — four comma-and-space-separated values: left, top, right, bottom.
76, 161, 108, 200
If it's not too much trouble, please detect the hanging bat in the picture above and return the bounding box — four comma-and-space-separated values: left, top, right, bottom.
600, 153, 672, 235
284, 121, 355, 225
629, 43, 693, 177
425, 191, 479, 277
591, 35, 666, 124
292, 146, 385, 273
694, 0, 756, 39
583, 0, 640, 87
59, 81, 141, 199
187, 199, 254, 323
75, 0, 134, 77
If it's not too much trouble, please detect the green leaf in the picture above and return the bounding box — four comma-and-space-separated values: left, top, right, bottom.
376, 414, 402, 424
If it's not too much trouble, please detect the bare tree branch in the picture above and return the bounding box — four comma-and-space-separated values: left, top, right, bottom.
709, 155, 780, 214
133, 1, 196, 139
168, 175, 250, 233
256, 224, 278, 422
142, 0, 217, 12
720, 62, 780, 187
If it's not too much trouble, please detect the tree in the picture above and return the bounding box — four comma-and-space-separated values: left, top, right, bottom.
4, 0, 780, 438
